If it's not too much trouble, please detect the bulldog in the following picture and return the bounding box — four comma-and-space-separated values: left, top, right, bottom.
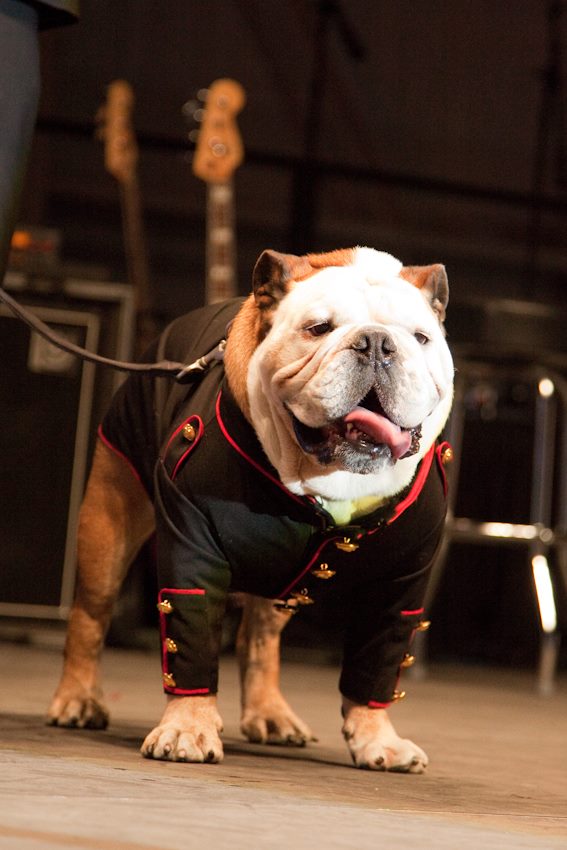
48, 246, 454, 772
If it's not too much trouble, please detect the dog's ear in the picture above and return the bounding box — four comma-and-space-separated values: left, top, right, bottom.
252, 250, 312, 314
399, 264, 449, 323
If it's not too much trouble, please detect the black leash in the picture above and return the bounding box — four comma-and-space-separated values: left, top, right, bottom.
0, 286, 225, 383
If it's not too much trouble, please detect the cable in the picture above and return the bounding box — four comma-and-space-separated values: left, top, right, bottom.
0, 286, 225, 383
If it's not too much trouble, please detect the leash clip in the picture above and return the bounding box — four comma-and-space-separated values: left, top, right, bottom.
175, 339, 227, 383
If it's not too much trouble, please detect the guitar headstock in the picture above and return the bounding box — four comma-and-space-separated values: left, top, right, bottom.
190, 78, 246, 184
97, 80, 138, 185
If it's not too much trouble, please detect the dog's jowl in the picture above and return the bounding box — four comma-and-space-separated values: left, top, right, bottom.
48, 247, 454, 771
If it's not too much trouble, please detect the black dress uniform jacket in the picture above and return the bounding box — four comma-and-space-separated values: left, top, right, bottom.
101, 300, 450, 708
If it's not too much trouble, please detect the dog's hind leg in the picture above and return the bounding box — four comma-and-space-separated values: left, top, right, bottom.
236, 595, 316, 746
47, 439, 155, 729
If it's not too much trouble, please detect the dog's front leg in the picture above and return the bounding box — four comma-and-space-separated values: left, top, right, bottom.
141, 695, 224, 762
237, 595, 316, 746
341, 698, 428, 772
47, 440, 154, 729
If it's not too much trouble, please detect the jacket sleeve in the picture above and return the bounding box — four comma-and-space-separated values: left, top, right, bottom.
153, 460, 231, 695
339, 524, 443, 707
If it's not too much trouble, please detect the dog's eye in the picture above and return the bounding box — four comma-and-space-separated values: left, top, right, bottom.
414, 331, 430, 345
306, 321, 333, 337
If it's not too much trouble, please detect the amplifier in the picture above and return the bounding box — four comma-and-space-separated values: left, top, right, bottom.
0, 275, 134, 620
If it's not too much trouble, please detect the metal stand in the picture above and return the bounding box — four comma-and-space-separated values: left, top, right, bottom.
415, 357, 566, 694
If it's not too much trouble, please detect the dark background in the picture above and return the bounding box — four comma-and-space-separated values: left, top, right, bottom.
21, 0, 567, 311
11, 0, 567, 669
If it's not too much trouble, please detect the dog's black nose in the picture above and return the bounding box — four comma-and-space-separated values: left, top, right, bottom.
351, 330, 397, 365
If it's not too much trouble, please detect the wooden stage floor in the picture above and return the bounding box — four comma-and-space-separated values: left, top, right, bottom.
0, 639, 566, 849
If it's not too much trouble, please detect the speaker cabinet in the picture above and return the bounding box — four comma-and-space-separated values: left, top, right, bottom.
0, 276, 134, 619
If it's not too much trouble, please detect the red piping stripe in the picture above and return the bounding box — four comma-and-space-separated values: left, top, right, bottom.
161, 415, 204, 462
401, 607, 424, 616
97, 425, 145, 490
368, 700, 391, 709
158, 588, 207, 694
436, 441, 451, 497
278, 535, 343, 599
165, 687, 210, 696
169, 416, 204, 480
215, 390, 306, 507
172, 448, 193, 481
386, 443, 435, 525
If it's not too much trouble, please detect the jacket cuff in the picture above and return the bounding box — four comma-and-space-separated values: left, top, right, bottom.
339, 609, 431, 707
157, 587, 218, 695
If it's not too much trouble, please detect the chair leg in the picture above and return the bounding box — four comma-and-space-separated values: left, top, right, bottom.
537, 632, 561, 696
413, 365, 565, 692
530, 372, 560, 695
555, 375, 567, 627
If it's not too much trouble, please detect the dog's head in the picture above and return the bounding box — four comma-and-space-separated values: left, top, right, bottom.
224, 247, 454, 501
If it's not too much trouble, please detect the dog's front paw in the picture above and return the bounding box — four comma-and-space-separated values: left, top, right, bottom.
141, 695, 224, 763
47, 675, 109, 730
341, 700, 428, 773
241, 690, 316, 746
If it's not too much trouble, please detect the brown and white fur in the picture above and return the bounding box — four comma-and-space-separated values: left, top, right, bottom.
48, 246, 453, 772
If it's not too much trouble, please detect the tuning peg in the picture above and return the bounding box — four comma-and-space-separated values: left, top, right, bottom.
187, 129, 199, 144
181, 99, 202, 122
196, 87, 209, 102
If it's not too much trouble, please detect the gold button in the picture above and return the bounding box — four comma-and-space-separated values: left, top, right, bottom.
182, 422, 196, 442
416, 619, 431, 632
311, 563, 336, 579
392, 690, 406, 702
165, 638, 178, 653
400, 653, 415, 668
291, 589, 314, 605
157, 599, 173, 614
441, 445, 454, 465
335, 538, 359, 553
163, 672, 176, 687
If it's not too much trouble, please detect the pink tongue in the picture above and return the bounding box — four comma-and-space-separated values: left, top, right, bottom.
344, 407, 412, 459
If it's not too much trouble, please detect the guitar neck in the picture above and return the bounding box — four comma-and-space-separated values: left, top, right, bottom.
205, 180, 237, 304
100, 79, 157, 353
119, 176, 157, 352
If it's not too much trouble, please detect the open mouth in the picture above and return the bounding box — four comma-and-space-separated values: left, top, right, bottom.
290, 388, 422, 462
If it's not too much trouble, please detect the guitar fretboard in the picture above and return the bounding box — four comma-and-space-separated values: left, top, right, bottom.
206, 181, 237, 303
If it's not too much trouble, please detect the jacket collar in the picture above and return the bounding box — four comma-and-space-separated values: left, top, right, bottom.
216, 383, 434, 531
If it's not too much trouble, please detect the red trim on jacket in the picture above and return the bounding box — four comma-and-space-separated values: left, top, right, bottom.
158, 588, 210, 696
435, 441, 451, 497
278, 534, 344, 599
164, 416, 205, 481
385, 444, 435, 526
215, 390, 307, 508
97, 425, 145, 491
